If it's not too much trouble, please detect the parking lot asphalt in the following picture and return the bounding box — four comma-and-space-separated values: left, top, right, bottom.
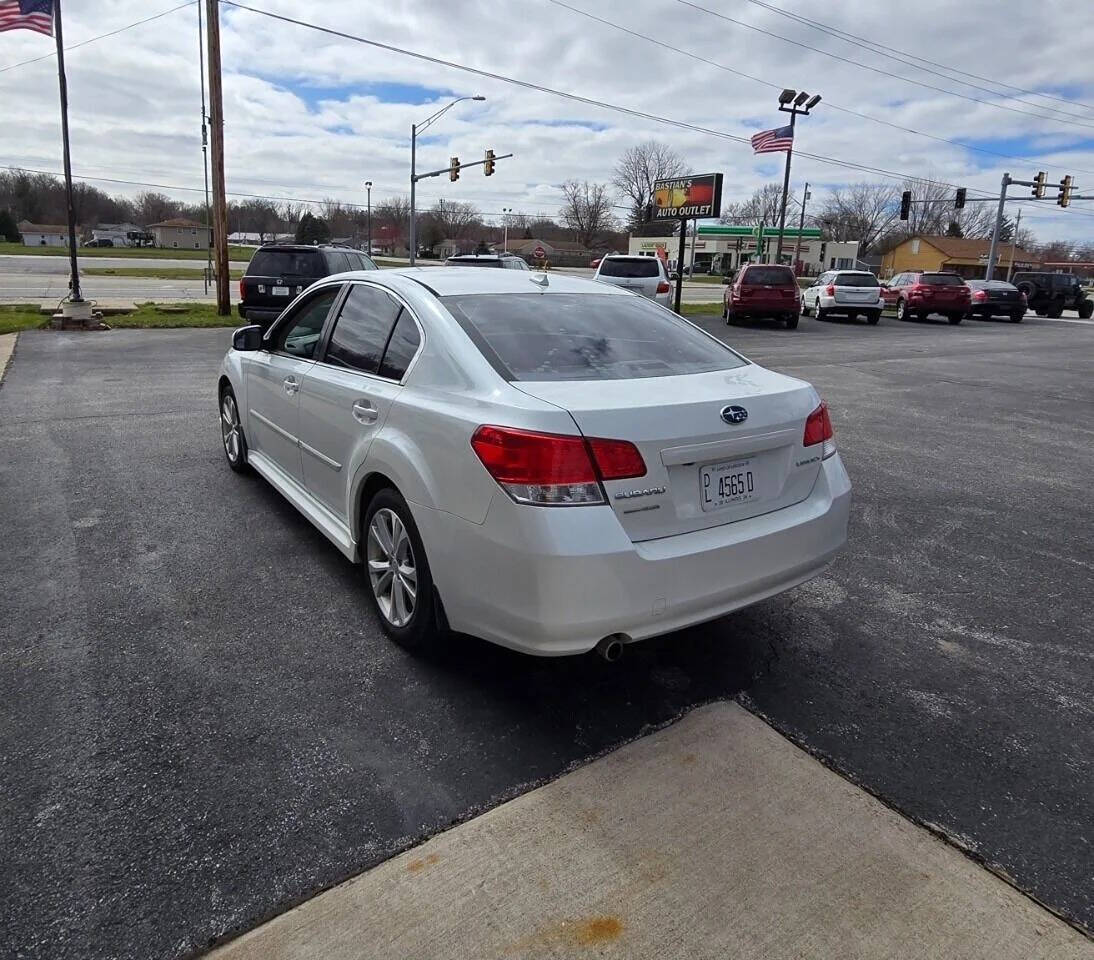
1, 312, 1091, 958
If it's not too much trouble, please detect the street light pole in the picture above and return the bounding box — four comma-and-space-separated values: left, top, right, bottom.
774, 90, 821, 263
409, 95, 485, 265
502, 206, 511, 252
365, 180, 372, 254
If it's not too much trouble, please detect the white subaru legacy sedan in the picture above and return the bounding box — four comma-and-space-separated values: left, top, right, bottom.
219, 268, 851, 658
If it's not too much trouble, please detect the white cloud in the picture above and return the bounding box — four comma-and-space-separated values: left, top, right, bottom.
2, 0, 1093, 240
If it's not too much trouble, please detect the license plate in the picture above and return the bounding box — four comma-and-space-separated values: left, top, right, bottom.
700, 457, 761, 511
272, 285, 290, 296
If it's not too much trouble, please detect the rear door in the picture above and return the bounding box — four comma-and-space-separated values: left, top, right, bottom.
297, 283, 416, 520
243, 249, 324, 314
595, 257, 662, 299
443, 291, 822, 543
832, 271, 880, 308
244, 285, 343, 483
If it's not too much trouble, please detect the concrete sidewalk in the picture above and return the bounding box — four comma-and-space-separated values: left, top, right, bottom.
209, 703, 1091, 960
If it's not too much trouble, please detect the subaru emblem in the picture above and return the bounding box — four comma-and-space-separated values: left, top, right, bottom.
720, 405, 748, 425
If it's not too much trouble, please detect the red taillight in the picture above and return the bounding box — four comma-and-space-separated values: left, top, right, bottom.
656, 280, 670, 294
803, 402, 836, 459
825, 284, 835, 296
972, 289, 988, 301
239, 278, 245, 301
587, 438, 646, 481
1020, 291, 1028, 303
909, 283, 927, 295
470, 426, 645, 506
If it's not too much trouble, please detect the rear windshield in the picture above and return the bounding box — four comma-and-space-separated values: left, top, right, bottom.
599, 258, 661, 279
920, 273, 965, 286
834, 273, 879, 287
442, 293, 745, 382
741, 266, 795, 285
248, 250, 321, 277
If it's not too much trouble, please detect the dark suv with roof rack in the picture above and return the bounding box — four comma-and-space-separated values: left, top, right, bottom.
1010, 271, 1093, 319
238, 244, 377, 325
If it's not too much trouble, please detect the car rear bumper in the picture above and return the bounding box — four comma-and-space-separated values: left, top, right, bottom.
238, 304, 283, 323
969, 304, 1023, 317
729, 301, 799, 316
816, 295, 883, 312
415, 454, 851, 656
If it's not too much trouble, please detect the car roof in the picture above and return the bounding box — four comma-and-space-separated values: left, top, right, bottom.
346, 266, 631, 298
446, 254, 516, 260
831, 269, 874, 275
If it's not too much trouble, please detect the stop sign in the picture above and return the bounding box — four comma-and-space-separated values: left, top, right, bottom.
532, 245, 546, 259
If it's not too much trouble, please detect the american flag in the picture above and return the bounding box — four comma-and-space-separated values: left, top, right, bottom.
751, 125, 794, 154
0, 0, 53, 35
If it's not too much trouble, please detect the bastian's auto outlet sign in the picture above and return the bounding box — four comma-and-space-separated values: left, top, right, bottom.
652, 173, 723, 220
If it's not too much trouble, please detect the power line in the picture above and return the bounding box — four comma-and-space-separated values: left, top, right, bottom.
0, 1, 196, 73
547, 0, 1094, 179
674, 0, 1094, 132
738, 0, 1094, 116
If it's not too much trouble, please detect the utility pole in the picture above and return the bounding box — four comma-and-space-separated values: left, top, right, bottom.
792, 182, 810, 275
502, 206, 512, 252
198, 1, 211, 295
205, 0, 230, 315
365, 181, 372, 254
688, 219, 698, 276
984, 172, 1011, 282
1006, 208, 1022, 283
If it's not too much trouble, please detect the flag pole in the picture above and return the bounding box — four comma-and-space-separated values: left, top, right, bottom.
52, 0, 82, 303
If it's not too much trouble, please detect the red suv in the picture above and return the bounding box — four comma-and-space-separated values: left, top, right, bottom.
723, 264, 801, 330
888, 271, 971, 325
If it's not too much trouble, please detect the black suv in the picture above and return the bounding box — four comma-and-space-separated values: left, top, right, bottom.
239, 244, 377, 324
1011, 271, 1093, 319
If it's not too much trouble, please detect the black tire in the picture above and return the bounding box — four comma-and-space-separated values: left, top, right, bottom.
1078, 299, 1093, 319
1010, 310, 1024, 323
785, 312, 799, 329
896, 299, 908, 322
1046, 300, 1064, 319
800, 299, 810, 317
866, 311, 881, 325
1016, 281, 1037, 302
362, 487, 440, 653
1036, 309, 1047, 317
816, 305, 829, 321
947, 313, 963, 325
218, 384, 250, 474
722, 302, 729, 323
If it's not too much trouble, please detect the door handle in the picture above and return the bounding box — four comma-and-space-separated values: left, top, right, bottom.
352, 399, 378, 424
283, 376, 298, 395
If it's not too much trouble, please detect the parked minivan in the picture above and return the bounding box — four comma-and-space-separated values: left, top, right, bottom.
723, 264, 801, 329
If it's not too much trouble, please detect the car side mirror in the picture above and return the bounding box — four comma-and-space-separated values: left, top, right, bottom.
232, 324, 263, 352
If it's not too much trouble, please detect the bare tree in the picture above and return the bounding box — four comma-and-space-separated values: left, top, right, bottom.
720, 183, 784, 226
612, 141, 691, 227
560, 180, 616, 248
814, 181, 899, 255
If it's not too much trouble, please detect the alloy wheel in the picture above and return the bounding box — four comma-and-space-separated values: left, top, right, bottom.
220, 392, 242, 463
367, 508, 417, 627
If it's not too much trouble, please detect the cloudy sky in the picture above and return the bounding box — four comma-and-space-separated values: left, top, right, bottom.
2, 0, 1094, 242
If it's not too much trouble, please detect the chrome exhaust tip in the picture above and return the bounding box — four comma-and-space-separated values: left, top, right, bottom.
595, 635, 625, 662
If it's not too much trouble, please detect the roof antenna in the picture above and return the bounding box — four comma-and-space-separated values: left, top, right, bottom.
529, 272, 549, 288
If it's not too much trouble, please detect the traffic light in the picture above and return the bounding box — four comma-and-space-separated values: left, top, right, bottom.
1031, 171, 1046, 199
483, 149, 495, 176
954, 187, 966, 209
449, 157, 460, 182
899, 191, 911, 220
1058, 174, 1073, 207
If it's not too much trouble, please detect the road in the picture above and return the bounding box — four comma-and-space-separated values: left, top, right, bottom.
0, 254, 723, 304
1, 313, 1091, 959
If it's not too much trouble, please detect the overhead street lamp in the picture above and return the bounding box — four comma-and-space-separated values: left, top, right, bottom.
409, 95, 486, 265
502, 206, 512, 253
364, 180, 372, 255
773, 88, 821, 262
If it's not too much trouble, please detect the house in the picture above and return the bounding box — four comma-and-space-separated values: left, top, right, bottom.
507, 237, 597, 267
881, 235, 1039, 280
17, 220, 74, 247
91, 222, 151, 247
147, 218, 211, 250
368, 224, 402, 256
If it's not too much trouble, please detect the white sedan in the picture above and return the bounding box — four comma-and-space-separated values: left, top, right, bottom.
219, 268, 851, 658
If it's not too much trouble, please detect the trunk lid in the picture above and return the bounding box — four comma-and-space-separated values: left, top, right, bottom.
515, 366, 823, 542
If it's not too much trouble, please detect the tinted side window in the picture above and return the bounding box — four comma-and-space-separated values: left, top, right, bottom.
274, 286, 341, 359
325, 251, 353, 274
360, 254, 378, 271
324, 284, 401, 374
378, 312, 422, 381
